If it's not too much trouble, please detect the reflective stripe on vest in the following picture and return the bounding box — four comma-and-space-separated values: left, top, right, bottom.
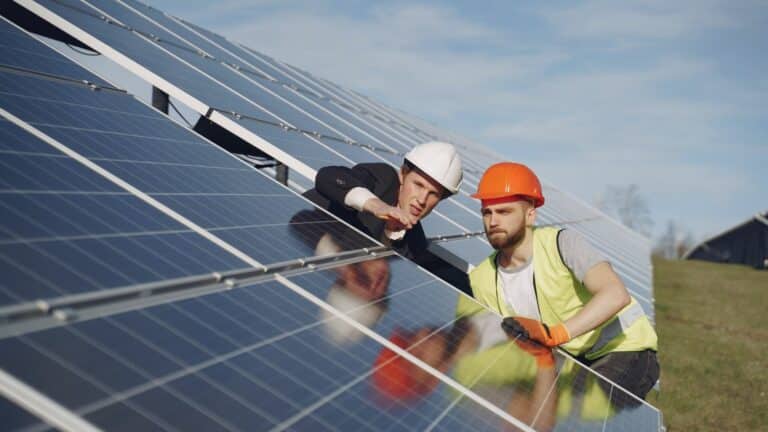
585, 302, 645, 356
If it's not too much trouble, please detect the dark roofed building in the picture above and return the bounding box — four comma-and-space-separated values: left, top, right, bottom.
684, 211, 768, 269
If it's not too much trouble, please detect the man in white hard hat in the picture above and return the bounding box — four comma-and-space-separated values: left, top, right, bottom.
304, 141, 469, 292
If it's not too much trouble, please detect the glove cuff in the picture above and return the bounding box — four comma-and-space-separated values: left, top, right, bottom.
550, 323, 571, 345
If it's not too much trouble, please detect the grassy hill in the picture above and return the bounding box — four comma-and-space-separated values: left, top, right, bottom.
652, 257, 768, 431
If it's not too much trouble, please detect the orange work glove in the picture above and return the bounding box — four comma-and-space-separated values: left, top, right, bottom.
513, 338, 555, 368
502, 316, 571, 347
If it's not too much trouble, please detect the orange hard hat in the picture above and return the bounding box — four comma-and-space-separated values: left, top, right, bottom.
471, 162, 545, 207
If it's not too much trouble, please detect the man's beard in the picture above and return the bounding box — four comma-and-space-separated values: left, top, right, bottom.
486, 226, 526, 250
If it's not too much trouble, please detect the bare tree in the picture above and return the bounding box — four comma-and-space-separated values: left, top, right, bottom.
653, 220, 697, 259
654, 220, 677, 258
595, 184, 654, 236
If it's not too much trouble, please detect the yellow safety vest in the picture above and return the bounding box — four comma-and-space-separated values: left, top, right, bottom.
469, 226, 657, 360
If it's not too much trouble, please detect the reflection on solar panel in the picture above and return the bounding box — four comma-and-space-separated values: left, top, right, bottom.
0, 3, 661, 431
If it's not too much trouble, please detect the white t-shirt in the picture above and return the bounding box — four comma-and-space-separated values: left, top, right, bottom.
498, 258, 540, 319
497, 229, 607, 319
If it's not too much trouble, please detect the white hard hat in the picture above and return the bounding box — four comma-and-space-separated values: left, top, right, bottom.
404, 141, 463, 194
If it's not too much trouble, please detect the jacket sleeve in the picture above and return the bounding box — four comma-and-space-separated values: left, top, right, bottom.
314, 163, 399, 206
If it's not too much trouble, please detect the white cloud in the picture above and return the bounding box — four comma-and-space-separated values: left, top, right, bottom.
369, 4, 499, 46
214, 4, 567, 119
539, 0, 734, 41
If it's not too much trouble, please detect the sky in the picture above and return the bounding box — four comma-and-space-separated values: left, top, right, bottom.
69, 0, 768, 242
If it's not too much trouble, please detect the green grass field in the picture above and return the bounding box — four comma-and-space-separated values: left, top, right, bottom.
652, 257, 768, 431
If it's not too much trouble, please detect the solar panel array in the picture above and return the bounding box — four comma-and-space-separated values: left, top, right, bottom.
0, 2, 661, 431
11, 0, 656, 315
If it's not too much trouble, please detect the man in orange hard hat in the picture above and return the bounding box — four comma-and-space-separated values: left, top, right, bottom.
469, 162, 659, 400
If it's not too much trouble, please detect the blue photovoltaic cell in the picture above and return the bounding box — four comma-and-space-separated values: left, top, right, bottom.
0, 68, 375, 266
0, 117, 246, 307
217, 112, 354, 170
0, 17, 109, 87
431, 197, 482, 231
0, 276, 509, 432
222, 47, 489, 237
431, 237, 493, 268
419, 210, 468, 238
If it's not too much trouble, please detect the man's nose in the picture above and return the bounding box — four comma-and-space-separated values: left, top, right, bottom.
416, 189, 428, 204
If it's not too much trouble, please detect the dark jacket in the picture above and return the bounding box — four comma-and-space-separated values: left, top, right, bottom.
304, 163, 471, 295
304, 163, 426, 259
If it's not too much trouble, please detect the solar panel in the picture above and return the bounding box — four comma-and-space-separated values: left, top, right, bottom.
0, 115, 251, 308
17, 0, 482, 239
0, 15, 262, 308
0, 4, 663, 431
0, 39, 375, 270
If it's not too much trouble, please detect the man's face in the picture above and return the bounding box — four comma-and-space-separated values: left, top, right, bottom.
397, 168, 444, 223
481, 199, 536, 250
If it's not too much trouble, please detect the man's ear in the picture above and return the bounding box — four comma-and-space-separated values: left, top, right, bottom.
398, 166, 407, 185
526, 206, 537, 226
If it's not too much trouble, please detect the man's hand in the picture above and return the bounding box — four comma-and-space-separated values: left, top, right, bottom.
363, 197, 414, 231
502, 317, 571, 347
